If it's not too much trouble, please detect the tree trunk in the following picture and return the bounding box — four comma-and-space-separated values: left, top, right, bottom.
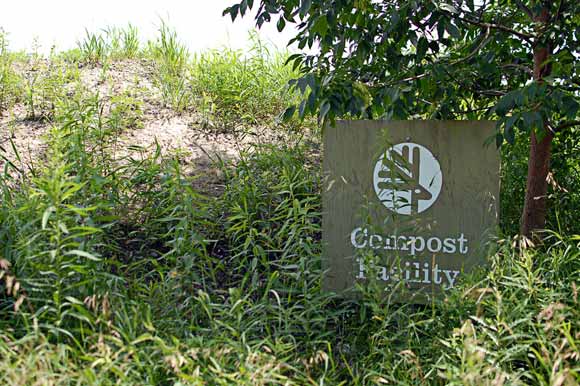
520, 130, 553, 238
520, 7, 551, 239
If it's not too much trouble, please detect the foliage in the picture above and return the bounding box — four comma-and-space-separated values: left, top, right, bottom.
147, 21, 191, 112
108, 90, 145, 132
501, 126, 580, 236
226, 1, 579, 135
226, 0, 580, 235
105, 24, 141, 60
189, 32, 301, 128
0, 23, 579, 385
2, 117, 579, 382
78, 24, 142, 65
0, 30, 22, 114
22, 47, 80, 120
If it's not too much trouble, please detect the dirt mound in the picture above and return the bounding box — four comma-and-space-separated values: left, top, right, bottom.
0, 59, 300, 193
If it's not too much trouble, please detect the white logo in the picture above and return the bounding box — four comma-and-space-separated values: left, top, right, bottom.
373, 142, 442, 215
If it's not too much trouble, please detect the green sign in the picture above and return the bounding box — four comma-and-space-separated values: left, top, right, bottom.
323, 121, 500, 301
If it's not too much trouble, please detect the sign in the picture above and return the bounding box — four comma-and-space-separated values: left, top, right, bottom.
322, 121, 500, 301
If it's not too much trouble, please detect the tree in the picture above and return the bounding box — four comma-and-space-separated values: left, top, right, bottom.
225, 0, 579, 238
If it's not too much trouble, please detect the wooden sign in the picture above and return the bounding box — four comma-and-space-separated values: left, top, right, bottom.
322, 121, 500, 301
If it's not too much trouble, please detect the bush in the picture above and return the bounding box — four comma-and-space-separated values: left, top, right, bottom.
0, 25, 578, 385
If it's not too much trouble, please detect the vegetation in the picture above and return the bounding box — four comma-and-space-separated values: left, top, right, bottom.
78, 24, 140, 65
226, 0, 580, 238
0, 30, 22, 114
190, 32, 300, 128
0, 22, 578, 385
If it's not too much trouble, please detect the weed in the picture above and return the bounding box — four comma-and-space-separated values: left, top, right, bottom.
109, 90, 144, 132
121, 24, 140, 59
78, 29, 109, 65
0, 23, 578, 386
190, 31, 300, 129
0, 29, 22, 114
78, 25, 142, 65
147, 21, 191, 111
21, 45, 80, 120
104, 24, 141, 60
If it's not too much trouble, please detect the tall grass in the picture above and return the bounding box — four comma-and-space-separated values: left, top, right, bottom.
77, 24, 142, 65
0, 24, 578, 385
190, 32, 300, 128
104, 24, 140, 60
0, 30, 22, 114
2, 125, 578, 383
145, 25, 301, 123
74, 24, 300, 126
147, 21, 191, 112
22, 46, 80, 120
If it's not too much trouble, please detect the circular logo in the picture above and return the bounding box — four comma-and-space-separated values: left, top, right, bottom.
373, 142, 442, 215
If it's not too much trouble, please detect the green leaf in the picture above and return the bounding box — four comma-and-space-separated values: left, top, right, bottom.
562, 95, 579, 119
277, 17, 286, 32
240, 0, 248, 16
439, 3, 459, 13
521, 111, 542, 131
58, 221, 69, 235
282, 105, 296, 121
446, 22, 461, 39
416, 37, 428, 61
132, 333, 155, 345
42, 206, 55, 230
300, 0, 312, 17
495, 93, 514, 116
504, 115, 518, 144
228, 5, 240, 21
299, 99, 307, 117
65, 250, 101, 261
312, 16, 328, 36
513, 90, 525, 107
319, 100, 331, 122
495, 132, 504, 148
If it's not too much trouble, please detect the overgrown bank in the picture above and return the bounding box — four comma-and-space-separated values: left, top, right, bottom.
0, 25, 579, 385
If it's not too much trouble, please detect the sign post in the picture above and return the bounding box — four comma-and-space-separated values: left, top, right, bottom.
323, 120, 500, 302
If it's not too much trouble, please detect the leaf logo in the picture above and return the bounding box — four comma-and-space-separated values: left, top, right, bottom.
373, 143, 443, 215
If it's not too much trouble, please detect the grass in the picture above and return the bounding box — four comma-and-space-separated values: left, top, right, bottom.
147, 21, 191, 112
0, 29, 22, 114
78, 24, 141, 65
0, 24, 579, 385
189, 31, 301, 129
11, 22, 300, 127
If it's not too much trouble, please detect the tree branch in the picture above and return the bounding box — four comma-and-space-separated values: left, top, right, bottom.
554, 0, 564, 22
452, 14, 535, 43
500, 63, 533, 75
554, 120, 580, 132
449, 25, 492, 66
513, 0, 534, 19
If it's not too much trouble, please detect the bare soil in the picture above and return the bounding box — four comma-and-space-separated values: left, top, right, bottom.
0, 59, 305, 194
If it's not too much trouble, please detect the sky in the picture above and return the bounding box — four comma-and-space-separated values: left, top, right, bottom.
0, 0, 297, 53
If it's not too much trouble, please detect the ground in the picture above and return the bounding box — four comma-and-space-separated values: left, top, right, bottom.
0, 43, 577, 385
0, 57, 306, 195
